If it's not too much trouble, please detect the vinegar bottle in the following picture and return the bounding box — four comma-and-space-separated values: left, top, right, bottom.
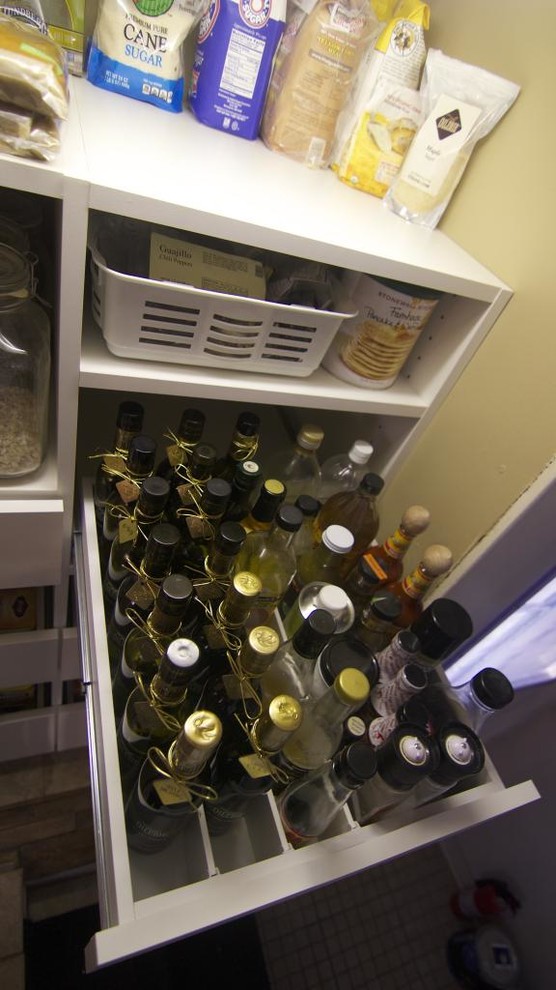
313, 473, 385, 578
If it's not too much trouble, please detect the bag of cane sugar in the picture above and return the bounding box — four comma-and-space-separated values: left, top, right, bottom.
384, 48, 520, 228
87, 0, 206, 113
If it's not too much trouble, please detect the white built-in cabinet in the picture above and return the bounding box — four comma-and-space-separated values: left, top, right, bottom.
0, 76, 539, 969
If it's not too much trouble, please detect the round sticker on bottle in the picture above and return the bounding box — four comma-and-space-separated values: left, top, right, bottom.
134, 0, 174, 15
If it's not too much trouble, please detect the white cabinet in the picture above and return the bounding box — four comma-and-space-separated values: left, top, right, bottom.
0, 76, 538, 969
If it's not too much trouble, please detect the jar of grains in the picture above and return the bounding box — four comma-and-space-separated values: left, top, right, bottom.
0, 245, 51, 478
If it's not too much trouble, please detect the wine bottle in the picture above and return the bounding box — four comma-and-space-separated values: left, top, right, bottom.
259, 609, 336, 707
212, 410, 261, 482
124, 710, 222, 854
277, 741, 378, 848
221, 460, 263, 523
106, 522, 181, 675
290, 494, 321, 564
264, 423, 324, 503
200, 521, 247, 604
102, 476, 170, 616
312, 472, 385, 578
167, 441, 217, 523
112, 573, 202, 720
383, 544, 453, 628
318, 440, 374, 500
239, 478, 286, 534
117, 637, 203, 796
204, 694, 304, 836
173, 477, 232, 575
193, 571, 263, 694
99, 433, 158, 568
155, 407, 205, 482
93, 399, 144, 531
350, 504, 431, 588
353, 723, 440, 825
277, 667, 371, 783
232, 502, 303, 628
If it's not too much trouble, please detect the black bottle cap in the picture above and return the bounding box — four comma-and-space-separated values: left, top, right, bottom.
377, 724, 440, 790
410, 598, 473, 662
368, 591, 402, 622
360, 472, 384, 495
232, 460, 262, 491
403, 663, 429, 691
428, 721, 485, 787
396, 630, 421, 655
138, 476, 170, 514
295, 494, 321, 518
395, 697, 431, 729
177, 408, 205, 443
252, 481, 286, 522
202, 478, 232, 514
157, 573, 195, 614
117, 400, 144, 432
127, 434, 157, 474
214, 521, 247, 554
276, 503, 303, 532
471, 668, 514, 710
292, 608, 336, 657
236, 411, 260, 437
319, 634, 379, 689
144, 523, 181, 574
189, 443, 217, 478
334, 742, 378, 788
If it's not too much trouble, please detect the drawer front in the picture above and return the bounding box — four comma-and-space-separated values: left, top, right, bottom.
75, 479, 539, 973
0, 499, 64, 588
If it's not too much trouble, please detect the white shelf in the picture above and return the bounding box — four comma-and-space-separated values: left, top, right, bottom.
76, 478, 539, 972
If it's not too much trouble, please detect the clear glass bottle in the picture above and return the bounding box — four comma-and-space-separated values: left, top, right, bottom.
409, 598, 474, 671
117, 637, 203, 796
278, 667, 371, 781
205, 694, 303, 836
233, 502, 303, 627
260, 608, 336, 707
124, 710, 222, 854
264, 423, 324, 503
422, 667, 514, 736
290, 493, 321, 565
102, 475, 170, 615
311, 632, 379, 702
213, 410, 261, 482
0, 245, 51, 479
318, 440, 374, 500
155, 407, 206, 482
93, 399, 144, 530
106, 522, 181, 675
290, 524, 354, 607
383, 544, 453, 629
351, 504, 431, 587
355, 590, 403, 653
222, 460, 263, 523
313, 473, 385, 578
353, 723, 440, 825
277, 741, 378, 847
410, 721, 485, 808
100, 433, 158, 562
282, 581, 355, 640
240, 478, 286, 534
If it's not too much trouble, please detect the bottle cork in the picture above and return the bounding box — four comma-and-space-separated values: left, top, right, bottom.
421, 544, 453, 577
401, 505, 431, 537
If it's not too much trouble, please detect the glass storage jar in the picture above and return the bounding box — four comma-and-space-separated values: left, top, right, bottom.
0, 245, 51, 478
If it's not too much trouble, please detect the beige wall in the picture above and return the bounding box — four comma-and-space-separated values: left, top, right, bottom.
378, 0, 556, 577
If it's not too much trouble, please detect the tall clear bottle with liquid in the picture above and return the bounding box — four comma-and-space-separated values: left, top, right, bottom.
287, 524, 354, 610
290, 494, 321, 565
93, 399, 144, 531
233, 502, 303, 627
239, 479, 286, 534
313, 473, 385, 578
264, 423, 324, 503
318, 440, 374, 500
259, 609, 337, 708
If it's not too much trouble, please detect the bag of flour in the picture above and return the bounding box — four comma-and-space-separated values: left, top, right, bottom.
87, 0, 206, 113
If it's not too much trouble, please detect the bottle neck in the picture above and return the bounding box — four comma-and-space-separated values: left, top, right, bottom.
401, 565, 435, 601
383, 524, 413, 561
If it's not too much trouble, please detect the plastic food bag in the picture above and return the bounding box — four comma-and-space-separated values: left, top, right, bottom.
0, 100, 60, 159
0, 12, 68, 118
384, 48, 520, 228
87, 0, 206, 113
260, 0, 380, 168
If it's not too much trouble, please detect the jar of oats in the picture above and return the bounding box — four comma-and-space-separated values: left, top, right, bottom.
0, 244, 51, 478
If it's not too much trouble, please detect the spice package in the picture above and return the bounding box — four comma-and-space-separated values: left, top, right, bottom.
384, 48, 520, 228
332, 0, 429, 197
0, 12, 69, 119
260, 0, 380, 168
87, 0, 206, 113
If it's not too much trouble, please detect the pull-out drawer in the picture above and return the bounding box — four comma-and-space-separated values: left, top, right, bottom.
0, 498, 64, 588
75, 479, 539, 973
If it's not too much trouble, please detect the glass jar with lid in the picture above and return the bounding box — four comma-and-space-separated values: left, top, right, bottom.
0, 245, 51, 478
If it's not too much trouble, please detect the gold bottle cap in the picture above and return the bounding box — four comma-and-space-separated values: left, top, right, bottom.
297, 424, 324, 450
247, 626, 280, 655
183, 710, 223, 749
264, 479, 285, 496
268, 695, 303, 732
335, 668, 370, 706
232, 571, 262, 599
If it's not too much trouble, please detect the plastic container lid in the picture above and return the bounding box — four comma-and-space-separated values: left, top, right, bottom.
429, 721, 485, 787
316, 584, 350, 615
349, 440, 374, 464
471, 668, 515, 710
410, 598, 473, 661
295, 493, 321, 518
319, 633, 379, 688
334, 741, 378, 787
322, 524, 354, 554
166, 638, 201, 670
360, 472, 385, 495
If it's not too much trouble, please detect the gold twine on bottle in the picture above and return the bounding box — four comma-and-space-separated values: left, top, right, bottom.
121, 557, 161, 605
133, 670, 184, 736
226, 650, 263, 720
173, 463, 207, 507
234, 714, 290, 786
232, 435, 259, 462
147, 743, 218, 803
163, 428, 198, 458
125, 608, 167, 659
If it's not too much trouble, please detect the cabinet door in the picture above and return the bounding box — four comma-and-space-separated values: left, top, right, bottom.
74, 478, 539, 973
0, 499, 64, 588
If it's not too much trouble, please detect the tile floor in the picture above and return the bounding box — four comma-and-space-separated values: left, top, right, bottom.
256, 843, 462, 990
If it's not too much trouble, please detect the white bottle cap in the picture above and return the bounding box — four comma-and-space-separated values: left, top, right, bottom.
166, 638, 200, 668
316, 585, 349, 615
349, 440, 374, 465
322, 525, 354, 554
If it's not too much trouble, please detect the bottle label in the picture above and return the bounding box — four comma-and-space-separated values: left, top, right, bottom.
402, 570, 433, 600
376, 635, 413, 681
153, 778, 192, 806
125, 579, 155, 611
103, 453, 126, 473
361, 552, 388, 582
116, 479, 141, 505
118, 517, 137, 544
384, 527, 411, 560
238, 753, 272, 779
167, 443, 185, 467
368, 713, 397, 748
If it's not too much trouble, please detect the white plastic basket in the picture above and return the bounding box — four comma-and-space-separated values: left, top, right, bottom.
90, 243, 357, 378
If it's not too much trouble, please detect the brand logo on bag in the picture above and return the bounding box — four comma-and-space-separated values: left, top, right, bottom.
134, 0, 174, 15
436, 109, 462, 140
198, 0, 220, 42
239, 0, 271, 29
